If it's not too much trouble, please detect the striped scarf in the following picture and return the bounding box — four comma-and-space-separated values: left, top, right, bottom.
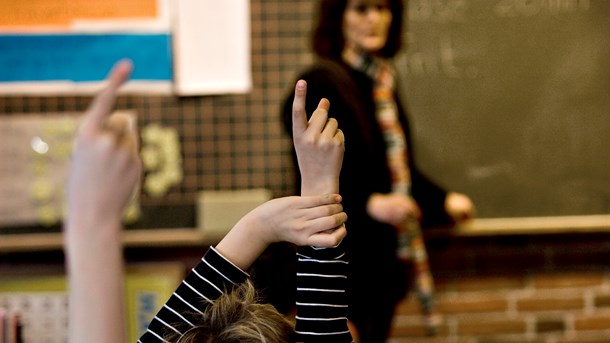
342, 48, 440, 336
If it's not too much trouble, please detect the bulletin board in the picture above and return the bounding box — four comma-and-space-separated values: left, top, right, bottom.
0, 0, 251, 96
0, 112, 141, 229
0, 0, 173, 95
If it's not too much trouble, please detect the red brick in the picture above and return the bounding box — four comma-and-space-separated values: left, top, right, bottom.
390, 313, 450, 338
436, 295, 508, 314
573, 313, 610, 331
536, 318, 565, 333
453, 275, 525, 292
516, 295, 584, 311
556, 333, 610, 343
593, 294, 610, 308
532, 272, 604, 289
389, 319, 450, 338
457, 318, 526, 335
470, 338, 546, 343
388, 337, 469, 343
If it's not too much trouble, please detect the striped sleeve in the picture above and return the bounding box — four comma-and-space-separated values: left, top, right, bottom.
137, 247, 249, 342
295, 242, 353, 342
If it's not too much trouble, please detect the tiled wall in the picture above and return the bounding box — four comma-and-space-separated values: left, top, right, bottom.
0, 1, 317, 216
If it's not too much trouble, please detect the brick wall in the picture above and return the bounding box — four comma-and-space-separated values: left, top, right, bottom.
389, 233, 610, 342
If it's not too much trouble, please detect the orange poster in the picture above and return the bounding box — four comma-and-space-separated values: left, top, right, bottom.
0, 0, 158, 29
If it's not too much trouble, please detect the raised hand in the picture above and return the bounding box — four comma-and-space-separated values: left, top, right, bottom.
215, 79, 348, 271
291, 80, 345, 196
66, 59, 141, 235
65, 59, 138, 343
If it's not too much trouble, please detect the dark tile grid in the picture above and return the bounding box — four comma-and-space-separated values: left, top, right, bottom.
0, 0, 317, 212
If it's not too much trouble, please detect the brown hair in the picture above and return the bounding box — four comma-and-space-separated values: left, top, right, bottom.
311, 0, 405, 59
164, 280, 295, 343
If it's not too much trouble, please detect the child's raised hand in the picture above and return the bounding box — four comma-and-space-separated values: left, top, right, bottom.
66, 59, 141, 234
65, 59, 138, 343
291, 80, 345, 196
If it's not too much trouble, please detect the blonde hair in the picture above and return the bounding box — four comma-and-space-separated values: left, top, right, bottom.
165, 280, 295, 343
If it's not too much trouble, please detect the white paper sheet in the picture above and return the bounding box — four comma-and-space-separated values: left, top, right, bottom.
172, 0, 251, 95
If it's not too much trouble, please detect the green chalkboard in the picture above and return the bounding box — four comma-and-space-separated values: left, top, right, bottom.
398, 0, 610, 218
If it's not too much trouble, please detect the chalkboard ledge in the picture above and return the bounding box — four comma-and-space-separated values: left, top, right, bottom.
454, 215, 610, 236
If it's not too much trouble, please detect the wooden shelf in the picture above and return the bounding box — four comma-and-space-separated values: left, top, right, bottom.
2, 215, 610, 253
0, 228, 209, 253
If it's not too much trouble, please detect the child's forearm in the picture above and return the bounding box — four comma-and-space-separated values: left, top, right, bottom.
214, 213, 268, 272
66, 220, 127, 343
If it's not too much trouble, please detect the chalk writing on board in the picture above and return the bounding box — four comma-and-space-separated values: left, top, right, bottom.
401, 0, 592, 79
494, 0, 590, 17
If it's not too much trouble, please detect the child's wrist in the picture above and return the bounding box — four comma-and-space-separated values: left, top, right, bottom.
301, 179, 339, 196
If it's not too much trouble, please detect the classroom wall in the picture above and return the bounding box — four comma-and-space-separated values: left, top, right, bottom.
0, 1, 312, 214
1, 0, 609, 341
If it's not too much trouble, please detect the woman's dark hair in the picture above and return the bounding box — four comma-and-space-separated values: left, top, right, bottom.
312, 0, 405, 59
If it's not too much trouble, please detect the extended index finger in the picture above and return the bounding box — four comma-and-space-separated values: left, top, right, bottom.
81, 59, 133, 134
292, 80, 308, 138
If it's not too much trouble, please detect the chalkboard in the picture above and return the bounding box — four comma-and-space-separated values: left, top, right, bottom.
397, 0, 610, 218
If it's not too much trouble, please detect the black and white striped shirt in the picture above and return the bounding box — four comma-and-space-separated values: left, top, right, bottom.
138, 244, 352, 342
294, 244, 351, 342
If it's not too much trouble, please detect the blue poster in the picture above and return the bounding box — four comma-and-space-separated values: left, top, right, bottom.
0, 33, 172, 83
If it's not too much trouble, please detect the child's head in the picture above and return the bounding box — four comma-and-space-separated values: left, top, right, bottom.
165, 280, 295, 342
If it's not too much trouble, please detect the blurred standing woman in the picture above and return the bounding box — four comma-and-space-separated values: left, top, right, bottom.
280, 0, 475, 341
